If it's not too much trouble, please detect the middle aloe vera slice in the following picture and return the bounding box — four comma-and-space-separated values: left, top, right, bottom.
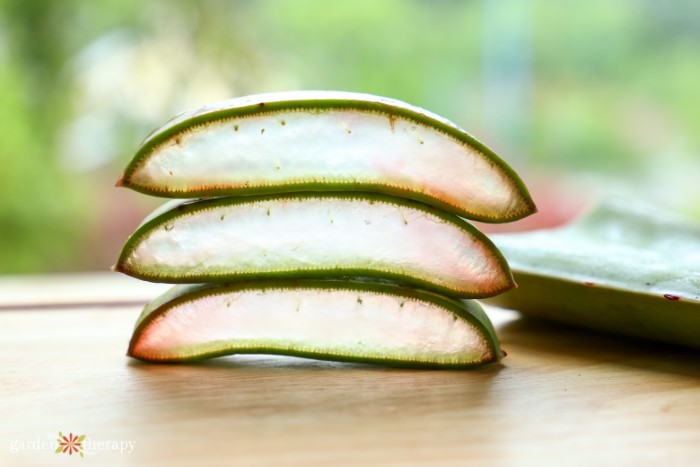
116, 193, 513, 298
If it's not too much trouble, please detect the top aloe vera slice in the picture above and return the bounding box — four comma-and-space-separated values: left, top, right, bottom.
117, 91, 535, 223
128, 280, 503, 368
485, 198, 700, 349
115, 192, 513, 298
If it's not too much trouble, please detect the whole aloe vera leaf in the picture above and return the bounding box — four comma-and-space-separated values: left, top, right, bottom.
484, 198, 700, 349
117, 91, 535, 223
128, 280, 503, 367
115, 192, 514, 298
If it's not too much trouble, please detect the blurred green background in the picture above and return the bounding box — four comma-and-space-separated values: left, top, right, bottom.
1, 0, 699, 274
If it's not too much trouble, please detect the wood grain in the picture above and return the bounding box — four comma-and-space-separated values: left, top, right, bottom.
1, 275, 699, 466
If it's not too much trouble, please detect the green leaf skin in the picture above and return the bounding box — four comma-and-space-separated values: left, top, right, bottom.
484, 198, 700, 349
128, 280, 503, 368
117, 91, 536, 223
115, 192, 514, 299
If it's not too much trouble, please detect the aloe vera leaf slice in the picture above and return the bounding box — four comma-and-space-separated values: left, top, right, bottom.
484, 198, 700, 349
128, 280, 503, 367
117, 91, 535, 223
116, 193, 513, 298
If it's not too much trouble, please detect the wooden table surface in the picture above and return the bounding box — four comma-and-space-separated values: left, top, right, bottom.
1, 273, 698, 467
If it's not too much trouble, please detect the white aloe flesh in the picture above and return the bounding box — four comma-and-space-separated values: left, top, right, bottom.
128, 281, 503, 367
118, 91, 535, 223
116, 193, 513, 298
485, 198, 700, 349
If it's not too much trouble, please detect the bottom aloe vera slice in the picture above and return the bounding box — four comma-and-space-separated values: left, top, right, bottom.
116, 192, 513, 298
128, 280, 503, 368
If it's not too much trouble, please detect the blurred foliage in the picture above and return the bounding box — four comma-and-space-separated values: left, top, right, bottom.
0, 0, 699, 273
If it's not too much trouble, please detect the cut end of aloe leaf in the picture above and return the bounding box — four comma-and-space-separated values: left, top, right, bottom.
127, 281, 502, 368
116, 193, 514, 298
119, 91, 535, 223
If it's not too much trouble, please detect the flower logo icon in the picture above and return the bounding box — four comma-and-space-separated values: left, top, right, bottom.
55, 432, 85, 457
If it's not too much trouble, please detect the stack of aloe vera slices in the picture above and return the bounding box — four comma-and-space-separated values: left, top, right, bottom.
115, 91, 536, 368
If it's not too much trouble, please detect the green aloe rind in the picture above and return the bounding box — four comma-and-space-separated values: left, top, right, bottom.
128, 280, 503, 368
485, 198, 700, 349
117, 91, 532, 367
117, 91, 535, 223
116, 192, 514, 298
